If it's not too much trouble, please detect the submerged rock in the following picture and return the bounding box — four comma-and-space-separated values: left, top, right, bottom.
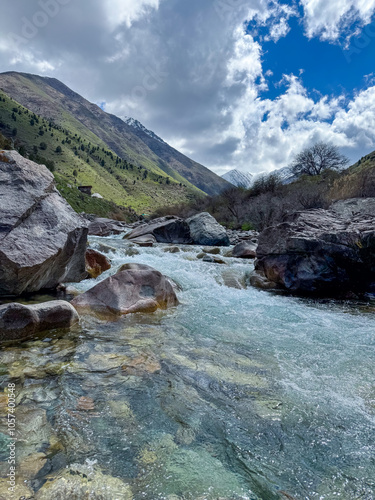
197, 253, 226, 264
85, 249, 111, 279
0, 151, 88, 296
121, 352, 161, 375
35, 463, 133, 500
254, 201, 375, 296
163, 246, 181, 253
221, 269, 247, 289
0, 478, 34, 499
0, 301, 79, 342
18, 451, 48, 480
136, 434, 250, 499
187, 212, 230, 246
202, 247, 221, 254
125, 216, 192, 244
124, 246, 140, 257
71, 264, 179, 316
202, 255, 226, 264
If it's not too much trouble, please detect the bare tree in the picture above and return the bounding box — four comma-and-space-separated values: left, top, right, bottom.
290, 142, 349, 176
219, 186, 247, 223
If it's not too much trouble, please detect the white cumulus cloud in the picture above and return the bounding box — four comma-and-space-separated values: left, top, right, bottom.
300, 0, 375, 41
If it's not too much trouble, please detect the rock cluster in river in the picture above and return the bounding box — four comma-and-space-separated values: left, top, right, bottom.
0, 151, 88, 296
253, 198, 375, 296
125, 212, 230, 246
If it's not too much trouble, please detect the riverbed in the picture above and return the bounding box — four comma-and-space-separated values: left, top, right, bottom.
0, 236, 374, 499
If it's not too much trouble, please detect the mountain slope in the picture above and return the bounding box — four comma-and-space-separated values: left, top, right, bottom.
0, 72, 229, 196
0, 88, 200, 213
222, 169, 253, 188
125, 117, 230, 195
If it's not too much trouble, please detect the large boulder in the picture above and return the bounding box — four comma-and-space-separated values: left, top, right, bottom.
254, 202, 375, 296
125, 216, 192, 244
71, 264, 179, 316
0, 300, 79, 342
0, 151, 88, 296
186, 212, 230, 246
88, 217, 129, 236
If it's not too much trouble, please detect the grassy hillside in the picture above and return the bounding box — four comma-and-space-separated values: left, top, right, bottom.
0, 72, 230, 196
329, 152, 375, 200
0, 90, 203, 215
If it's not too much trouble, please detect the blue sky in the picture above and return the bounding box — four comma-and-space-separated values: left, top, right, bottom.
1, 0, 375, 174
254, 17, 375, 101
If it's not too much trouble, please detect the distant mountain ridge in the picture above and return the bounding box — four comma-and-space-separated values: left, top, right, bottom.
222, 166, 297, 188
0, 71, 230, 197
221, 169, 253, 188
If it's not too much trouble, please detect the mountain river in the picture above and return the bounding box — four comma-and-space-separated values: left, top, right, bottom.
0, 235, 374, 499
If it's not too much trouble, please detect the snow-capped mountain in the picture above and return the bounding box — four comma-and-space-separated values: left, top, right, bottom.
221, 169, 253, 188
250, 166, 299, 186
270, 165, 297, 184
223, 166, 298, 189
124, 117, 165, 144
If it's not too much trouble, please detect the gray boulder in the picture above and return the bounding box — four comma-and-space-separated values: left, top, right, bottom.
88, 217, 129, 236
254, 201, 375, 296
186, 212, 230, 246
125, 216, 192, 244
71, 264, 179, 316
232, 241, 257, 259
0, 151, 88, 296
0, 300, 79, 342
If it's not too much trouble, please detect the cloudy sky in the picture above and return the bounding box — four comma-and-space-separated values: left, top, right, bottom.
1, 0, 375, 175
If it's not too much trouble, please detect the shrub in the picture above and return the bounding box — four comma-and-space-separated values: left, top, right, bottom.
241, 223, 255, 231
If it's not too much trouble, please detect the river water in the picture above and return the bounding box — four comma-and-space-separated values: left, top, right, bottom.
0, 236, 374, 499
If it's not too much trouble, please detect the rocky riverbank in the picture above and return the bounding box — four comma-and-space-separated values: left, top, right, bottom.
2, 149, 375, 345
252, 198, 375, 297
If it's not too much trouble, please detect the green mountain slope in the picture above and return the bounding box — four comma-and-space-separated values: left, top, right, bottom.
0, 90, 202, 214
124, 118, 231, 195
0, 71, 229, 198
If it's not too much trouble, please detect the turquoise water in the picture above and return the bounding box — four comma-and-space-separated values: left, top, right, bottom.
0, 236, 374, 499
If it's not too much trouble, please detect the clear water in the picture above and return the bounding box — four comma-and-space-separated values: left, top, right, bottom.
0, 236, 374, 499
